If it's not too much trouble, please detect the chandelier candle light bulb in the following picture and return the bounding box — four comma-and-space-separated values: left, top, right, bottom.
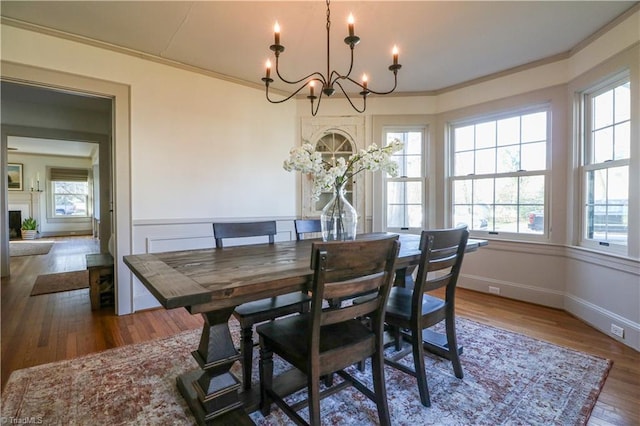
348, 14, 355, 37
274, 22, 280, 45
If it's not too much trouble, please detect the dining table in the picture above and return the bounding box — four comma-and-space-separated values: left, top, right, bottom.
123, 232, 487, 425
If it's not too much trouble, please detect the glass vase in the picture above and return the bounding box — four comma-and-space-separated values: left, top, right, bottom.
321, 182, 357, 241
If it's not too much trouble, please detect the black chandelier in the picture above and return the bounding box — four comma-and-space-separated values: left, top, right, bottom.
262, 0, 402, 116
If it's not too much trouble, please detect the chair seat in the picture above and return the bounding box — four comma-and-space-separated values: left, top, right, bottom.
385, 287, 445, 320
257, 313, 375, 373
234, 292, 311, 321
353, 288, 446, 320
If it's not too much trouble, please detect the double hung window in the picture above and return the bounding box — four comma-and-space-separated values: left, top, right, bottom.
450, 107, 550, 237
580, 76, 630, 250
50, 167, 90, 218
383, 128, 426, 232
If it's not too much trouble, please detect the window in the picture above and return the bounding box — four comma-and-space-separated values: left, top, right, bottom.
384, 128, 426, 232
314, 132, 355, 211
581, 76, 630, 249
50, 167, 90, 218
450, 107, 549, 237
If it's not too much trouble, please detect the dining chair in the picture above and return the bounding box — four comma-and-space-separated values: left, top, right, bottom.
294, 218, 322, 240
382, 226, 469, 407
212, 221, 312, 391
257, 236, 400, 426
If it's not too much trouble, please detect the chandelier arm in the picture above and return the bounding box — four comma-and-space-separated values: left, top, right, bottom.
310, 91, 322, 116
266, 82, 314, 104
334, 75, 367, 91
334, 81, 366, 113
328, 45, 356, 87
343, 45, 357, 80
275, 58, 327, 86
357, 71, 399, 96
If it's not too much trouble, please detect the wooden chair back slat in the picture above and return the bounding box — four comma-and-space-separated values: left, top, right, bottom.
321, 297, 380, 326
427, 255, 458, 272
322, 272, 385, 301
311, 240, 396, 282
294, 219, 322, 240
213, 221, 276, 248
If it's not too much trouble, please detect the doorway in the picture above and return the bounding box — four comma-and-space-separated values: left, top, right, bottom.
1, 62, 133, 315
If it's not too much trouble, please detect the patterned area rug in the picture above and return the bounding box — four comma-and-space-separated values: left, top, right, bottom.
1, 318, 611, 425
9, 240, 54, 257
30, 270, 89, 296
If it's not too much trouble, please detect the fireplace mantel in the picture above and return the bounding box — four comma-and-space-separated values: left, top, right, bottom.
8, 191, 43, 233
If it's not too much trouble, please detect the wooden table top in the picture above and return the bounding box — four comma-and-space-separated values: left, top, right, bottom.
124, 233, 487, 313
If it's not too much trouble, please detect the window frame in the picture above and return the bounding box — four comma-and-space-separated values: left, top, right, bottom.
47, 167, 92, 221
578, 72, 631, 254
447, 104, 552, 241
381, 126, 428, 233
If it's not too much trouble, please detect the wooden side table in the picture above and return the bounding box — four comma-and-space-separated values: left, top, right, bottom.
86, 253, 114, 310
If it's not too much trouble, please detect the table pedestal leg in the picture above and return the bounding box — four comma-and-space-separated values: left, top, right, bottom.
176, 308, 253, 425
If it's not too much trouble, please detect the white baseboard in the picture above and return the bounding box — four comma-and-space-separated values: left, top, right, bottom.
565, 293, 640, 351
459, 274, 565, 309
459, 274, 640, 352
40, 230, 93, 237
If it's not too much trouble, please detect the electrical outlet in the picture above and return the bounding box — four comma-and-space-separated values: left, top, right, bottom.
488, 286, 500, 295
610, 324, 624, 338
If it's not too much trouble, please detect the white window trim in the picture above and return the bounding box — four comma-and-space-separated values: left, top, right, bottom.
577, 72, 631, 255
447, 104, 552, 242
381, 126, 429, 233
46, 167, 93, 221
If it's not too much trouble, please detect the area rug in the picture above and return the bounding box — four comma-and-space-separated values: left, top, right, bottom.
1, 318, 611, 425
9, 240, 54, 257
30, 270, 89, 296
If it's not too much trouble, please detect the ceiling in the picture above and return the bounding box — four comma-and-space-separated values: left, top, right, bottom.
8, 136, 97, 158
2, 81, 108, 157
1, 1, 637, 96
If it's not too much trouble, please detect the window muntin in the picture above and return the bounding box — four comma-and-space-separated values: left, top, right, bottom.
582, 78, 630, 248
384, 129, 425, 231
451, 109, 549, 236
314, 133, 354, 211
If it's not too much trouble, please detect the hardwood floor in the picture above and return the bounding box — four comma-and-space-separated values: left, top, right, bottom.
1, 236, 203, 391
1, 236, 638, 425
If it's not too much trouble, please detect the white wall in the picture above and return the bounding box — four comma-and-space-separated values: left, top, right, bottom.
1, 8, 638, 349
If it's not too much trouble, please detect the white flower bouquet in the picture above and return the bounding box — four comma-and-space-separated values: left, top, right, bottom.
283, 139, 404, 200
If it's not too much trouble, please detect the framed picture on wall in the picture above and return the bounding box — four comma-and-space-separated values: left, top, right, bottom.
8, 163, 23, 191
